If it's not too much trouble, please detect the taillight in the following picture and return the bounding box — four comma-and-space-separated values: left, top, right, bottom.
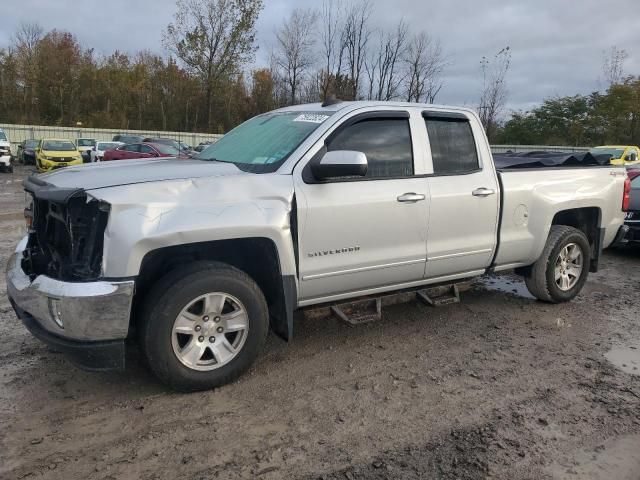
622, 177, 631, 211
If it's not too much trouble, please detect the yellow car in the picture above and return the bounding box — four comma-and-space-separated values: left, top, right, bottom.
35, 138, 83, 173
589, 145, 640, 166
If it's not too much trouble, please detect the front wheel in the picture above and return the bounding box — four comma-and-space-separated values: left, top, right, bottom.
139, 262, 269, 391
524, 225, 591, 303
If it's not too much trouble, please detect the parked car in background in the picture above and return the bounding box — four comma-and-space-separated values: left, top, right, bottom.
35, 139, 83, 173
76, 138, 96, 162
17, 139, 39, 165
0, 128, 12, 173
103, 142, 187, 161
90, 141, 124, 162
143, 137, 195, 157
112, 134, 145, 144
178, 141, 194, 156
624, 168, 640, 244
194, 141, 213, 153
589, 145, 640, 166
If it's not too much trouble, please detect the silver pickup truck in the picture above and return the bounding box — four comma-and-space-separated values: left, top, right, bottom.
6, 100, 629, 391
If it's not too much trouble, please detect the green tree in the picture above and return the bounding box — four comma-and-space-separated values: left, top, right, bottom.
164, 0, 263, 131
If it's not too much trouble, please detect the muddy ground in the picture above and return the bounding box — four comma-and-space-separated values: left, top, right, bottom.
1, 165, 639, 480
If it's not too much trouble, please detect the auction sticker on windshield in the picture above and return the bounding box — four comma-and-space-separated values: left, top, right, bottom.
293, 114, 329, 123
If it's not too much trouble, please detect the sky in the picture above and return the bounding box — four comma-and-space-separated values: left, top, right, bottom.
2, 0, 639, 113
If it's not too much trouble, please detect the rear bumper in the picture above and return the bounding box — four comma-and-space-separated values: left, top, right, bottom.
624, 221, 640, 243
5, 236, 134, 370
611, 224, 630, 247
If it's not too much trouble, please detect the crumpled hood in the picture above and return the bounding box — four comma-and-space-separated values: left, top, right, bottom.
36, 158, 247, 190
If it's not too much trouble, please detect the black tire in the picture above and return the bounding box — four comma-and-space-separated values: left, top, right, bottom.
524, 225, 591, 303
139, 261, 269, 392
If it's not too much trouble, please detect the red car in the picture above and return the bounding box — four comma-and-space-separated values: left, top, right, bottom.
103, 142, 187, 161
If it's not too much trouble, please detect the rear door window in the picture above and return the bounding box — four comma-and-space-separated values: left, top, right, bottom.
425, 116, 480, 175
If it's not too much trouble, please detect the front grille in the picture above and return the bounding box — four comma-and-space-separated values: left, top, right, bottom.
52, 157, 75, 162
22, 192, 110, 281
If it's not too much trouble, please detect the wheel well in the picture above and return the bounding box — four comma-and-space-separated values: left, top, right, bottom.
131, 238, 294, 340
550, 207, 602, 272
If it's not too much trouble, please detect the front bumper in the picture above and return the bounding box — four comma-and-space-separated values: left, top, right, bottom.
37, 158, 83, 171
6, 237, 135, 370
0, 154, 10, 166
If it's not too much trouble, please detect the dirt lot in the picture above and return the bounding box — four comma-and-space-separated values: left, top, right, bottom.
1, 165, 639, 480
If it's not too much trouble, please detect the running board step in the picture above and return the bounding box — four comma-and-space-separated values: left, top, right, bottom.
331, 297, 382, 325
416, 285, 460, 307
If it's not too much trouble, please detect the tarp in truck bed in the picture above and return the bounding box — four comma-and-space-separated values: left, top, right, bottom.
494, 151, 611, 169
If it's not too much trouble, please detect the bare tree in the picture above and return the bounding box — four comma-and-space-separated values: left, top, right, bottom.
319, 0, 344, 100
404, 32, 445, 104
12, 22, 43, 122
164, 0, 263, 130
365, 20, 408, 101
342, 0, 373, 100
274, 8, 318, 105
478, 46, 511, 140
602, 46, 628, 87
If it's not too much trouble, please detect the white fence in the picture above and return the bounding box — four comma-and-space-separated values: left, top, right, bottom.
0, 123, 223, 153
491, 144, 590, 154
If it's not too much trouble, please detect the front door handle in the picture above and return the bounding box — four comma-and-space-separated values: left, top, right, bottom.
397, 192, 426, 203
472, 188, 496, 197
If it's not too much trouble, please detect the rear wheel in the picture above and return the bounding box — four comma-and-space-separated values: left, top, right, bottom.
524, 225, 591, 303
139, 261, 269, 391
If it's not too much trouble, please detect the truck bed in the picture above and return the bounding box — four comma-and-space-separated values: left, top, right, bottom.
493, 165, 626, 270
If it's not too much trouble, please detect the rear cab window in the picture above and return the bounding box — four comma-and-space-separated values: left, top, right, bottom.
424, 112, 480, 175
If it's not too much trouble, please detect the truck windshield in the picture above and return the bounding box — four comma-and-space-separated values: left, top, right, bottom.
197, 112, 331, 173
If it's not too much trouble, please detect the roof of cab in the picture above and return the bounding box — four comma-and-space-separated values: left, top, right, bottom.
273, 100, 478, 117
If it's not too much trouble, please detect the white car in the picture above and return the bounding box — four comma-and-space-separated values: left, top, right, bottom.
0, 128, 13, 173
90, 141, 124, 162
76, 138, 97, 162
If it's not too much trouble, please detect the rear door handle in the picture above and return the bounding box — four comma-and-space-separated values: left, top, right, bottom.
397, 192, 426, 203
472, 188, 496, 197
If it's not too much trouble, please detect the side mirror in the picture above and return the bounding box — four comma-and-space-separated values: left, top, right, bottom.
312, 150, 368, 180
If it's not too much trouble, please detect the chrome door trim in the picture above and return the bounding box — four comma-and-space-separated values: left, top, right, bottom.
428, 248, 493, 261
301, 258, 426, 281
